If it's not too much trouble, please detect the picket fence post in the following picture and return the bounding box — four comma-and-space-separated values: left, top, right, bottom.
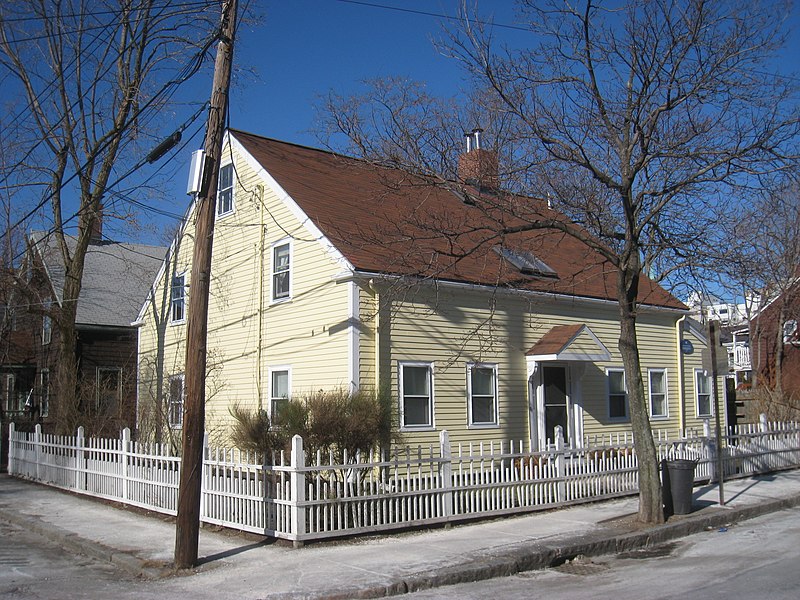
76, 426, 85, 491
555, 426, 566, 503
34, 424, 42, 481
8, 422, 15, 475
121, 428, 130, 502
290, 434, 306, 547
439, 430, 453, 518
759, 413, 768, 433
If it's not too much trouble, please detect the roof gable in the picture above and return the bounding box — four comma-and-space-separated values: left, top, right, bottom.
526, 324, 612, 362
30, 232, 167, 327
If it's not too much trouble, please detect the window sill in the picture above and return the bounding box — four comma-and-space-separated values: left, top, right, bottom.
400, 425, 435, 433
169, 319, 186, 327
269, 297, 292, 306
468, 423, 499, 430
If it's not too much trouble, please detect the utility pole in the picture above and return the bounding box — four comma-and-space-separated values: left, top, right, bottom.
174, 0, 237, 570
708, 320, 726, 507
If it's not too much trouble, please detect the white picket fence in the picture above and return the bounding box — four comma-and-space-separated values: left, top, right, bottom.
6, 418, 800, 543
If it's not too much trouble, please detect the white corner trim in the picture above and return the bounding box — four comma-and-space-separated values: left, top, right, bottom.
348, 280, 360, 393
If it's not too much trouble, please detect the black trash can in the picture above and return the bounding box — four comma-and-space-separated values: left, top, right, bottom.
662, 459, 697, 516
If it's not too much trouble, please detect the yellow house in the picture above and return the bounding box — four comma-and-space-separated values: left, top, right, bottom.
135, 129, 721, 449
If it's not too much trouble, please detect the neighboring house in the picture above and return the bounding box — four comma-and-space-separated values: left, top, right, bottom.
751, 277, 800, 405
136, 129, 722, 450
0, 268, 38, 425
0, 231, 166, 435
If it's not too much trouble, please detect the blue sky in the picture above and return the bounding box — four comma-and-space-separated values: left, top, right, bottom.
230, 0, 515, 146
140, 0, 799, 243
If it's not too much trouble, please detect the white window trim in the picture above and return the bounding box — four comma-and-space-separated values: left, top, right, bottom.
606, 367, 629, 422
695, 369, 713, 418
40, 369, 49, 417
399, 361, 435, 431
268, 365, 292, 421
96, 366, 123, 410
42, 314, 52, 345
648, 368, 669, 420
216, 162, 235, 217
467, 362, 499, 428
168, 373, 185, 429
4, 373, 16, 413
170, 272, 187, 325
270, 239, 293, 303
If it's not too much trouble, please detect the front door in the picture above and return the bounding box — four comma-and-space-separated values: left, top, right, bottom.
542, 365, 570, 445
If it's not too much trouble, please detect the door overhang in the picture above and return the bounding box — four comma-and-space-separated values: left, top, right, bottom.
526, 323, 611, 376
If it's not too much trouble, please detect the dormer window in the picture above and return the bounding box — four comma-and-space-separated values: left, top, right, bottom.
495, 246, 558, 278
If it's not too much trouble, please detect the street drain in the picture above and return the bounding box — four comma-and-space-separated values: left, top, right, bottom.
553, 555, 610, 576
618, 541, 681, 559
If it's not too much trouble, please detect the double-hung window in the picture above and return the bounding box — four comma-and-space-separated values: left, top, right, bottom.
607, 368, 628, 421
400, 362, 433, 429
695, 369, 712, 417
648, 368, 668, 419
168, 374, 184, 428
171, 274, 186, 323
269, 368, 290, 422
96, 367, 122, 413
217, 163, 234, 216
271, 242, 291, 301
467, 363, 498, 427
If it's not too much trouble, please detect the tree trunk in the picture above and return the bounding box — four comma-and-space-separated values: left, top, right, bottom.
53, 252, 89, 435
617, 255, 664, 524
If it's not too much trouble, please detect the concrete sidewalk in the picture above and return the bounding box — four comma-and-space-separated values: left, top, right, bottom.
1, 470, 799, 599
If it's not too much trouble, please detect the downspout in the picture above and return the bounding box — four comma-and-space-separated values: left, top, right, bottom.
256, 184, 265, 411
675, 315, 687, 435
368, 279, 380, 391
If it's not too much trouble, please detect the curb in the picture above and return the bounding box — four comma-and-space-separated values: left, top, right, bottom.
0, 505, 169, 580
307, 492, 800, 600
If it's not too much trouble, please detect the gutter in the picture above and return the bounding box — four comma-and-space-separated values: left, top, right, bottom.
334, 270, 689, 316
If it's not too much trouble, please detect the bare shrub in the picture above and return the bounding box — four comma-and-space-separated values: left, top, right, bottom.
228, 386, 397, 463
228, 405, 287, 460
749, 386, 800, 423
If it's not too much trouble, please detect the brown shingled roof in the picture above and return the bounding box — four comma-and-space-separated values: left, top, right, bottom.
232, 129, 685, 310
526, 324, 585, 356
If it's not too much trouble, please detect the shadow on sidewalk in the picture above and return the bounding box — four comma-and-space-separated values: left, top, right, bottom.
198, 538, 275, 565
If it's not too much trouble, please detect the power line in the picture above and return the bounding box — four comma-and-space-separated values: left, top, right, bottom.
332, 0, 532, 32
0, 0, 217, 191
0, 30, 217, 251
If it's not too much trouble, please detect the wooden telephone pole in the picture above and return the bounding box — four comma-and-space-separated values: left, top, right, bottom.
174, 0, 237, 570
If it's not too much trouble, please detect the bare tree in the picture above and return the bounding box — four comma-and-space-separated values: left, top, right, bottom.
0, 0, 214, 433
321, 0, 799, 523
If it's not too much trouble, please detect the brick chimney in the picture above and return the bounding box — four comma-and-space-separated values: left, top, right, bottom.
458, 128, 499, 189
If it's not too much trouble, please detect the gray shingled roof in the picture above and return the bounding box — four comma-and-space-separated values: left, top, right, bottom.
30, 231, 167, 328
